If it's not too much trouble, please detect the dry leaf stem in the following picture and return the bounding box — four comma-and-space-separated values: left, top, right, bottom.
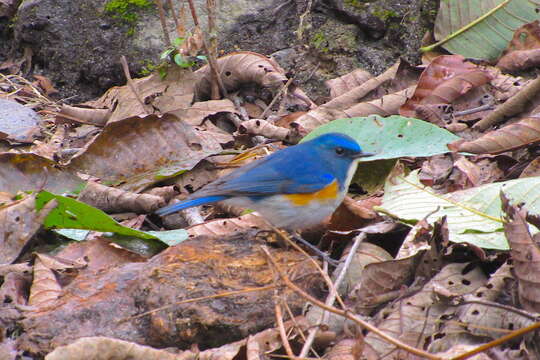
155, 0, 171, 46
298, 233, 366, 358
185, 0, 228, 98
474, 75, 540, 130
261, 246, 442, 360
119, 56, 148, 115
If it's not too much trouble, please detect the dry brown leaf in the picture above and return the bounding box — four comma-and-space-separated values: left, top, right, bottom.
0, 153, 83, 194
187, 213, 271, 237
293, 86, 416, 134
400, 55, 492, 118
77, 181, 165, 213
325, 338, 365, 360
325, 68, 373, 99
449, 111, 540, 154
168, 99, 238, 125
56, 237, 145, 274
67, 113, 228, 192
352, 252, 422, 314
239, 119, 290, 141
194, 51, 288, 101
502, 195, 540, 313
519, 156, 540, 178
0, 196, 56, 264
364, 263, 486, 358
45, 317, 303, 360
179, 26, 204, 57
327, 196, 380, 232
32, 74, 58, 96
474, 75, 540, 131
454, 157, 481, 187
88, 66, 199, 123
428, 262, 514, 353
497, 20, 540, 72
28, 255, 62, 308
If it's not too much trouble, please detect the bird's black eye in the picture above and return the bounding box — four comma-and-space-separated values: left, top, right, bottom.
335, 147, 345, 155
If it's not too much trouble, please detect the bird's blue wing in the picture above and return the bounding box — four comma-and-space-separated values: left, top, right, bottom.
193, 143, 335, 198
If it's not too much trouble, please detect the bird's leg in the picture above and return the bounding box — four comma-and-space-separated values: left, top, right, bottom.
257, 225, 339, 266
290, 233, 340, 267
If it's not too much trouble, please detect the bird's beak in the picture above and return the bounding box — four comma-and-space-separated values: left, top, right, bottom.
353, 152, 376, 159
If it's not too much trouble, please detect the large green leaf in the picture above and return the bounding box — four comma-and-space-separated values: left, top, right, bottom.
303, 116, 461, 161
303, 116, 461, 192
377, 171, 540, 250
36, 191, 188, 256
432, 0, 539, 60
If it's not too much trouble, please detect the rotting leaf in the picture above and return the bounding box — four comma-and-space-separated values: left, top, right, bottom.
400, 55, 492, 118
187, 213, 271, 238
0, 195, 56, 264
364, 262, 486, 358
0, 153, 84, 194
87, 65, 199, 123
497, 20, 540, 72
502, 193, 540, 313
67, 113, 228, 192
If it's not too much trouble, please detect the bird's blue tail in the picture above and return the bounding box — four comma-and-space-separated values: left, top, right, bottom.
155, 195, 228, 216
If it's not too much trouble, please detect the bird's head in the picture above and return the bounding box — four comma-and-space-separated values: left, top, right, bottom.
308, 133, 374, 161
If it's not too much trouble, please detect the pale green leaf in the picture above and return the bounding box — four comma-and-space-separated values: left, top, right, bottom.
377, 171, 540, 249
433, 0, 539, 60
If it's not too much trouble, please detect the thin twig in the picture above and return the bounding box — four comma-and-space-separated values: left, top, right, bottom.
261, 77, 294, 119
473, 75, 540, 130
275, 293, 297, 359
261, 246, 443, 360
120, 56, 148, 115
452, 321, 540, 360
185, 0, 228, 98
155, 0, 171, 46
271, 226, 346, 309
206, 0, 219, 100
298, 233, 366, 358
167, 0, 180, 35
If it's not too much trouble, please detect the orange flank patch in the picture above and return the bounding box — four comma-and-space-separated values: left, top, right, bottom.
284, 181, 339, 206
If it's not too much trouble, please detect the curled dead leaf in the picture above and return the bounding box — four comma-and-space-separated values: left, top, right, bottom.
194, 51, 288, 101
77, 181, 166, 213
502, 194, 540, 313
325, 68, 373, 99
448, 112, 540, 154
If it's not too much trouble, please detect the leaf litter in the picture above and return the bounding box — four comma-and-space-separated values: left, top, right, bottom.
3, 8, 540, 360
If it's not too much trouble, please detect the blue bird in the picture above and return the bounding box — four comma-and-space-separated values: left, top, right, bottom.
156, 133, 373, 230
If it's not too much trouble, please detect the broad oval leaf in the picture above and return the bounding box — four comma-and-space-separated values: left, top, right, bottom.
378, 170, 540, 250
303, 115, 461, 161
434, 0, 539, 60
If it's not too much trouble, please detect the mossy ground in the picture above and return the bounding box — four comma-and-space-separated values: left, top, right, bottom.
104, 0, 154, 35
